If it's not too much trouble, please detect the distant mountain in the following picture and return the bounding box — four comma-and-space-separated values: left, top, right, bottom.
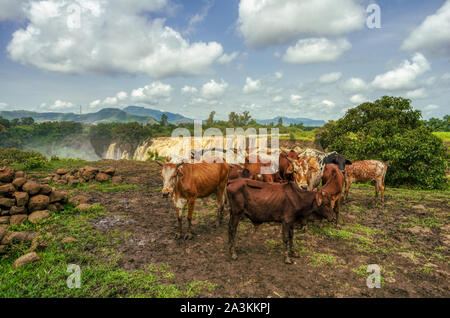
256, 116, 325, 127
123, 106, 193, 123
0, 108, 158, 124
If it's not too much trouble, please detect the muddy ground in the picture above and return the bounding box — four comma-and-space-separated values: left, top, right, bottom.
70, 160, 449, 297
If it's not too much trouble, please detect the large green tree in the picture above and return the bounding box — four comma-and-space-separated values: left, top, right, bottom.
317, 96, 447, 189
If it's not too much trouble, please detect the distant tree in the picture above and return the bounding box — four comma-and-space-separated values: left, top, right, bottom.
160, 114, 168, 126
0, 116, 9, 129
206, 111, 216, 127
21, 117, 35, 126
277, 117, 283, 127
426, 115, 449, 132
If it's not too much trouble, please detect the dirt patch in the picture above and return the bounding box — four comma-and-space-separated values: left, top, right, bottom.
78, 160, 450, 297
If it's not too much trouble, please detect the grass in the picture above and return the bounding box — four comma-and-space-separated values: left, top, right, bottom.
50, 180, 141, 193
309, 253, 336, 266
0, 203, 216, 297
11, 158, 89, 172
279, 129, 316, 141
433, 131, 450, 142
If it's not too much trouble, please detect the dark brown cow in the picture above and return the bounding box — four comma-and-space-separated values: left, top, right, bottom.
157, 161, 230, 240
278, 151, 295, 181
321, 164, 345, 225
244, 155, 278, 183
227, 178, 335, 264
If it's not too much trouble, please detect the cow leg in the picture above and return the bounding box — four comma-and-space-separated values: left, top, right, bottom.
288, 224, 299, 258
174, 198, 187, 239
381, 180, 386, 203
185, 199, 196, 240
344, 180, 351, 202
335, 196, 342, 226
216, 186, 226, 227
282, 222, 293, 264
228, 212, 241, 260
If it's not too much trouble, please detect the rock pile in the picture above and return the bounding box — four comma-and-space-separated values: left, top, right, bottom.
45, 166, 120, 186
0, 165, 68, 255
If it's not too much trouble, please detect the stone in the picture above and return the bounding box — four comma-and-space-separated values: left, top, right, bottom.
95, 172, 110, 182
0, 224, 8, 240
0, 197, 15, 209
72, 195, 89, 206
0, 183, 15, 195
28, 210, 51, 224
412, 204, 426, 210
39, 184, 52, 195
28, 195, 50, 212
52, 174, 61, 181
55, 180, 67, 185
111, 176, 122, 186
30, 236, 48, 252
80, 166, 99, 181
0, 209, 9, 216
22, 181, 41, 195
62, 237, 77, 244
14, 191, 29, 207
0, 216, 10, 224
1, 231, 39, 245
409, 226, 432, 235
49, 191, 68, 204
41, 177, 52, 183
12, 177, 27, 189
56, 169, 68, 175
13, 252, 40, 268
0, 167, 15, 183
48, 202, 64, 212
10, 205, 27, 215
76, 204, 92, 212
10, 214, 27, 226
103, 167, 116, 176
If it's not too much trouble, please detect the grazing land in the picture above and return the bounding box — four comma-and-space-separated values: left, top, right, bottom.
1, 160, 448, 297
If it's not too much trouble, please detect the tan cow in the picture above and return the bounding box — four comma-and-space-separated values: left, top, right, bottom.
157, 160, 230, 240
289, 155, 322, 190
344, 160, 388, 202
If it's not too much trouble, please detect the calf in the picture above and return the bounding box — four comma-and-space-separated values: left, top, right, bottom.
321, 164, 345, 225
278, 151, 296, 181
227, 178, 334, 264
344, 160, 388, 203
157, 161, 230, 239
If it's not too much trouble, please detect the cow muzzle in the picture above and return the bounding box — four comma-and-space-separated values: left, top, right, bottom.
162, 190, 171, 198
301, 185, 308, 190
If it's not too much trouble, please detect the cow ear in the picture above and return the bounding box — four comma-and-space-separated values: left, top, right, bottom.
165, 156, 171, 163
345, 160, 352, 165
286, 165, 294, 174
315, 192, 323, 207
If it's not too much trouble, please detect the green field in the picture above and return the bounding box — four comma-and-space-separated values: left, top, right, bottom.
433, 131, 450, 142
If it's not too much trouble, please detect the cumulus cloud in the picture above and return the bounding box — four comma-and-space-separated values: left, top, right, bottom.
442, 72, 450, 80
201, 79, 228, 99
217, 51, 239, 65
402, 0, 450, 56
49, 99, 74, 110
282, 38, 351, 64
406, 88, 428, 99
243, 77, 262, 93
290, 94, 302, 106
116, 91, 128, 101
237, 0, 365, 49
350, 94, 367, 104
7, 0, 223, 78
322, 100, 335, 107
0, 0, 29, 21
272, 96, 283, 103
0, 102, 8, 110
319, 72, 342, 84
341, 77, 368, 93
131, 82, 173, 104
424, 104, 439, 111
371, 53, 431, 91
181, 86, 198, 95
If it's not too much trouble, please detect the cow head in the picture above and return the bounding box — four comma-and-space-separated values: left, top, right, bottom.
288, 157, 308, 190
323, 152, 351, 174
314, 190, 334, 222
157, 161, 182, 198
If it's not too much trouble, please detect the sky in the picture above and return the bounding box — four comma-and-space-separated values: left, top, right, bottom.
0, 0, 449, 121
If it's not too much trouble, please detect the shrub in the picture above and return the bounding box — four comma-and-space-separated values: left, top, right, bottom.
0, 148, 47, 165
317, 96, 448, 190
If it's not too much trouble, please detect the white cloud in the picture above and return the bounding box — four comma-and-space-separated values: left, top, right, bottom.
183, 0, 214, 35
89, 99, 101, 108
238, 0, 365, 49
282, 38, 351, 64
322, 100, 335, 107
181, 86, 198, 95
290, 94, 302, 106
402, 0, 450, 56
424, 104, 439, 111
201, 79, 228, 99
0, 0, 28, 21
116, 91, 128, 101
7, 0, 223, 78
272, 96, 283, 103
319, 72, 342, 84
0, 102, 8, 110
103, 96, 118, 106
131, 82, 172, 104
350, 94, 367, 104
217, 52, 239, 65
406, 88, 428, 99
442, 72, 450, 80
371, 53, 431, 90
243, 77, 262, 93
49, 99, 73, 110
274, 72, 283, 80
341, 77, 368, 93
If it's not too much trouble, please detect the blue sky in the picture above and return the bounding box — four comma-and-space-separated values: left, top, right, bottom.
0, 0, 449, 121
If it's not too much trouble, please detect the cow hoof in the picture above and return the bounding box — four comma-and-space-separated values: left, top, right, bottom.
175, 233, 182, 239
284, 257, 293, 264
184, 233, 193, 240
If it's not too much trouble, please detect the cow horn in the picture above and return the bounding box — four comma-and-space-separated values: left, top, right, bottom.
156, 160, 164, 166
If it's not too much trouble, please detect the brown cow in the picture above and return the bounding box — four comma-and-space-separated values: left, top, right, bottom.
227, 178, 335, 264
289, 155, 322, 190
344, 160, 388, 203
321, 164, 345, 225
157, 161, 230, 239
278, 151, 295, 181
244, 155, 279, 183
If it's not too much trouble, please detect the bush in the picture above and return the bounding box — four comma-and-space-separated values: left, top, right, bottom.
317, 96, 448, 190
24, 156, 48, 170
0, 148, 47, 165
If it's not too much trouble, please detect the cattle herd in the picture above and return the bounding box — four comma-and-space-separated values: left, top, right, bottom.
157, 147, 388, 264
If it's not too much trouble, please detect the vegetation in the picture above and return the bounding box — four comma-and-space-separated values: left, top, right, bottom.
425, 115, 449, 132
317, 96, 448, 190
